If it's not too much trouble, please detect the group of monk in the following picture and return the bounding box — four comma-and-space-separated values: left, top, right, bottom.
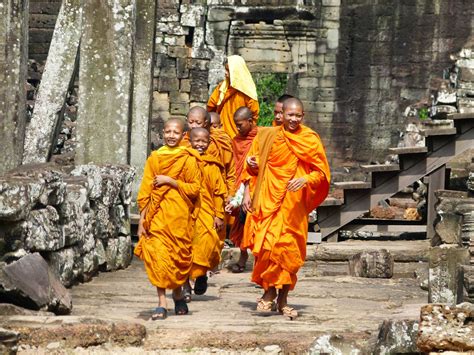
134, 55, 331, 320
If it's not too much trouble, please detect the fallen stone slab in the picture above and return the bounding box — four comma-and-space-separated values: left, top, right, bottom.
417, 303, 474, 352
374, 319, 419, 354
348, 249, 394, 278
0, 253, 72, 315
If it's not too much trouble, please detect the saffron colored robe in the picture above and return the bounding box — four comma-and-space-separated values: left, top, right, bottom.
243, 125, 330, 290
229, 126, 258, 248
134, 146, 201, 290
190, 155, 227, 279
182, 131, 236, 197
207, 85, 259, 139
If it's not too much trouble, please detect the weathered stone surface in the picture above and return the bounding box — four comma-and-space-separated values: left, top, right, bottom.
58, 183, 90, 246
309, 334, 368, 354
0, 0, 28, 174
47, 248, 75, 287
0, 253, 72, 314
462, 265, 474, 303
21, 321, 146, 348
417, 303, 474, 352
0, 177, 44, 221
104, 236, 132, 271
374, 320, 419, 354
0, 327, 19, 355
76, 0, 135, 165
22, 206, 64, 252
428, 246, 469, 305
23, 0, 82, 164
348, 249, 394, 278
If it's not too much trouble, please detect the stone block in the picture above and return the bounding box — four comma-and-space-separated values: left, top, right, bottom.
207, 7, 234, 22
176, 57, 189, 78
48, 248, 75, 287
429, 246, 469, 305
431, 105, 457, 119
164, 35, 185, 46
237, 48, 292, 63
321, 6, 340, 21
24, 206, 64, 252
169, 91, 190, 104
180, 79, 191, 92
327, 29, 339, 49
0, 177, 44, 221
348, 249, 394, 278
0, 253, 72, 314
374, 319, 419, 354
323, 63, 336, 76
417, 303, 474, 352
168, 45, 189, 58
158, 76, 180, 92
156, 22, 188, 35
180, 4, 205, 27
458, 98, 474, 114
152, 92, 170, 112
170, 102, 189, 116
459, 66, 474, 82
462, 265, 474, 303
156, 8, 179, 22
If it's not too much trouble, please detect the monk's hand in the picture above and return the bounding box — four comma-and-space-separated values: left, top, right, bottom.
242, 192, 253, 214
224, 202, 234, 214
213, 217, 224, 231
287, 177, 307, 192
247, 156, 258, 174
153, 175, 171, 187
137, 221, 149, 239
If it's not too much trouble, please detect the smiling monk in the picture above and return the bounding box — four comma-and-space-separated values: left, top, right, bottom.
134, 118, 201, 320
242, 98, 330, 320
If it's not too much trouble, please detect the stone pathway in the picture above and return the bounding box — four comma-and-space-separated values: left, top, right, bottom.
10, 242, 429, 353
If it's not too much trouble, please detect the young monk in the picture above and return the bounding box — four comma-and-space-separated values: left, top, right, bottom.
210, 112, 222, 129
134, 118, 201, 320
273, 94, 294, 126
242, 98, 330, 320
226, 107, 258, 273
186, 127, 227, 299
183, 106, 236, 198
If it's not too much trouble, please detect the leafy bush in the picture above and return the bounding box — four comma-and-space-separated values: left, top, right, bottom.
254, 73, 288, 126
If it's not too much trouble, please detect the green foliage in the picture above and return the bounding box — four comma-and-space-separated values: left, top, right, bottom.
418, 107, 429, 120
254, 73, 288, 126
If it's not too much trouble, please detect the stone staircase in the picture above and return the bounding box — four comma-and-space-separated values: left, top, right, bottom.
317, 113, 474, 241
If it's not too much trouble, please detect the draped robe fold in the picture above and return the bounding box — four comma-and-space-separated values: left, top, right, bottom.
134, 146, 201, 290
243, 125, 330, 290
190, 155, 227, 279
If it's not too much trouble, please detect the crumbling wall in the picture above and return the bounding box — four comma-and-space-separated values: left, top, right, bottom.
0, 163, 135, 288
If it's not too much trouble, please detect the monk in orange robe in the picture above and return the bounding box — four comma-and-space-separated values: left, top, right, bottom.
185, 128, 227, 299
225, 107, 258, 273
207, 55, 259, 139
242, 98, 330, 320
182, 106, 236, 198
134, 118, 201, 320
209, 112, 222, 129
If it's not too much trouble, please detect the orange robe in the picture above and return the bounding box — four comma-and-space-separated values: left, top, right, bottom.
243, 125, 330, 290
207, 84, 259, 139
190, 155, 227, 279
134, 146, 201, 290
182, 131, 236, 197
229, 126, 258, 248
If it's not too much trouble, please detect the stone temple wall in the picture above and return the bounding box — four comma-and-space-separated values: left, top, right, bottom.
28, 0, 61, 62
0, 163, 135, 288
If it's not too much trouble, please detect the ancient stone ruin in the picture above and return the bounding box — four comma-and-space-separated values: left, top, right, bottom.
0, 0, 473, 353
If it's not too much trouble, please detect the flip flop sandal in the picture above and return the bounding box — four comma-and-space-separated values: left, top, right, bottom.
279, 305, 298, 320
193, 275, 208, 295
174, 298, 189, 315
231, 263, 245, 273
151, 307, 167, 320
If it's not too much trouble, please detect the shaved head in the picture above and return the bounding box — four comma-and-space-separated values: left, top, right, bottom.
164, 118, 185, 131
189, 127, 209, 140
209, 112, 221, 129
187, 106, 210, 129
282, 97, 304, 112
234, 106, 252, 121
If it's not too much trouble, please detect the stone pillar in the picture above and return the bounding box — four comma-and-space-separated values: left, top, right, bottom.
23, 0, 82, 164
0, 0, 28, 174
129, 0, 155, 212
428, 246, 469, 305
75, 0, 136, 165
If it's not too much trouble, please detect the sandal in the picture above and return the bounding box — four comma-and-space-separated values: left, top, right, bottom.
151, 307, 167, 320
256, 299, 277, 313
279, 305, 298, 320
231, 263, 245, 273
183, 283, 192, 303
174, 298, 189, 315
194, 275, 208, 295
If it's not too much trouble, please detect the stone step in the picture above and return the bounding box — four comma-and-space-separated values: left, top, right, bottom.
388, 146, 428, 154
320, 196, 343, 206
421, 127, 457, 137
448, 112, 474, 120
360, 164, 400, 173
333, 181, 371, 190
309, 240, 429, 263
